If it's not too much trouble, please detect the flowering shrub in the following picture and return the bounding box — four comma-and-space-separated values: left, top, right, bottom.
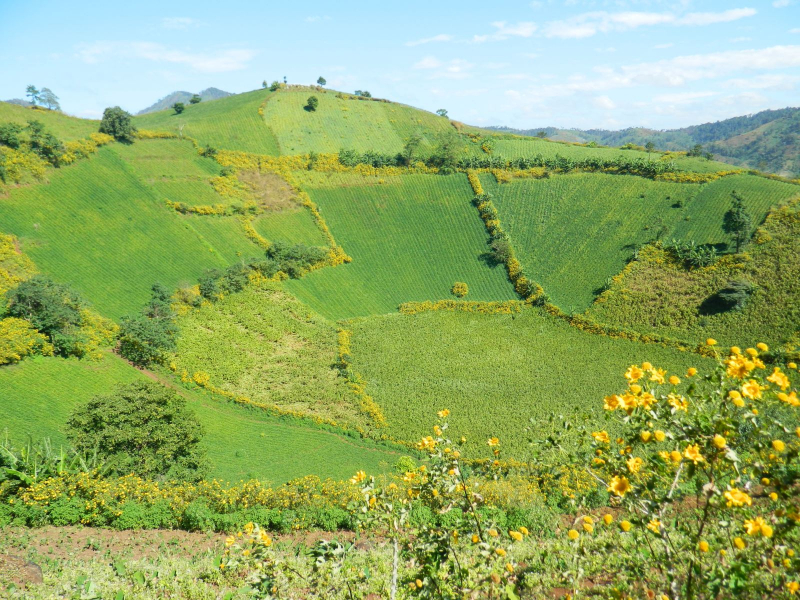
570, 341, 800, 597
451, 281, 468, 298
0, 316, 53, 364
0, 233, 36, 297
336, 329, 386, 426
0, 146, 47, 183
398, 300, 524, 315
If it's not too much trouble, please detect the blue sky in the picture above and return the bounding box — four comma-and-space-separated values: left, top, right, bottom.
1, 0, 799, 130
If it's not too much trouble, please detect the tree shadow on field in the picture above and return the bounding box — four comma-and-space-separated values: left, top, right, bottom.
478, 251, 505, 268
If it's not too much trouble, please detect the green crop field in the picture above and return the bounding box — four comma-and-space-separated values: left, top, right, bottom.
284, 173, 517, 320
482, 172, 799, 312
171, 282, 367, 429
0, 101, 99, 141
0, 145, 261, 319
252, 208, 328, 247
262, 90, 454, 155
134, 89, 280, 155
349, 308, 711, 458
0, 353, 401, 483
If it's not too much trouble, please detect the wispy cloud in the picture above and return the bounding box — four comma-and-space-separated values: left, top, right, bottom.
652, 91, 716, 104
592, 95, 616, 109
406, 34, 452, 47
76, 42, 256, 72
773, 0, 791, 7
161, 17, 200, 30
413, 56, 472, 79
723, 73, 800, 90
473, 21, 537, 42
544, 8, 756, 39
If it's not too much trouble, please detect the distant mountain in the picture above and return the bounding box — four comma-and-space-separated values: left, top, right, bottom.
136, 87, 232, 115
3, 98, 34, 107
490, 107, 800, 177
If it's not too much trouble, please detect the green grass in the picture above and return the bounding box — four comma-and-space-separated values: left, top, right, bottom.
483, 172, 799, 312
134, 89, 280, 155
350, 308, 711, 458
171, 282, 368, 429
0, 353, 401, 484
0, 101, 99, 141
252, 208, 328, 247
283, 173, 517, 320
491, 137, 734, 172
262, 90, 454, 155
586, 201, 800, 349
0, 145, 261, 319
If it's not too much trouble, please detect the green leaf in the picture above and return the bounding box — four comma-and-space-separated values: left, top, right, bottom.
132, 571, 145, 586
113, 560, 127, 577
114, 591, 125, 600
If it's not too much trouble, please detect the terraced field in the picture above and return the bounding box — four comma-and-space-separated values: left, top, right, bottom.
0, 146, 260, 319
0, 354, 401, 483
350, 308, 711, 458
262, 90, 454, 155
483, 172, 799, 312
284, 173, 517, 320
134, 89, 280, 155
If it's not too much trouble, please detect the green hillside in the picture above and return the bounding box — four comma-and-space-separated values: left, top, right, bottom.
134, 89, 280, 155
284, 173, 517, 320
0, 142, 260, 319
483, 172, 798, 311
0, 353, 400, 483
0, 101, 98, 141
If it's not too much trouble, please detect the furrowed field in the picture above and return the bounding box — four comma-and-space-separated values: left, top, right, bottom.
262, 89, 455, 155
349, 308, 711, 458
284, 173, 517, 320
482, 172, 799, 312
0, 353, 401, 483
134, 89, 280, 155
0, 144, 261, 319
0, 101, 98, 142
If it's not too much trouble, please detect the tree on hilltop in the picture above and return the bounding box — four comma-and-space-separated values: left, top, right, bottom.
172, 102, 185, 114
305, 95, 319, 111
189, 94, 202, 104
269, 81, 281, 91
25, 85, 39, 106
99, 106, 137, 143
39, 88, 60, 110
723, 190, 752, 253
317, 76, 326, 86
436, 109, 448, 117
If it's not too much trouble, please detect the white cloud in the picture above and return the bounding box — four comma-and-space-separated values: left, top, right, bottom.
473, 21, 537, 42
76, 42, 256, 72
544, 8, 756, 39
413, 56, 442, 69
652, 91, 716, 104
593, 95, 616, 109
773, 0, 791, 7
723, 73, 800, 90
791, 28, 800, 33
406, 34, 453, 47
161, 17, 199, 30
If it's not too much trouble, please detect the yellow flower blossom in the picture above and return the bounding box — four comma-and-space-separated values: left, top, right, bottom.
437, 409, 450, 418
640, 431, 652, 442
225, 535, 235, 547
647, 519, 661, 534
649, 368, 667, 384
698, 540, 709, 552
567, 529, 579, 540
488, 528, 499, 537
625, 365, 644, 382
603, 514, 613, 525
706, 338, 717, 346
734, 537, 746, 549
744, 517, 767, 535
741, 380, 764, 400
773, 439, 786, 452
495, 548, 506, 556
746, 347, 758, 357
510, 530, 523, 541
642, 362, 653, 370
788, 582, 800, 595
713, 435, 727, 449
487, 437, 500, 447
670, 450, 683, 463
433, 425, 442, 436
668, 394, 689, 412
626, 457, 644, 473
620, 520, 632, 532
519, 527, 528, 535
592, 431, 610, 443
583, 522, 594, 533
669, 375, 681, 385
603, 395, 621, 410
607, 475, 631, 497
767, 367, 790, 391
789, 362, 797, 370
757, 342, 769, 352
778, 391, 800, 407
726, 354, 755, 379
349, 470, 367, 484
687, 367, 698, 377
725, 488, 753, 507
654, 430, 666, 442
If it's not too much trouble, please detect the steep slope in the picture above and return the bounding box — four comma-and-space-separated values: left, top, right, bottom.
136, 87, 231, 115
0, 100, 99, 141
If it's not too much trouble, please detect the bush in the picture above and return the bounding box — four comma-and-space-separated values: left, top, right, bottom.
65, 381, 209, 482
451, 282, 469, 298
99, 106, 136, 143
305, 96, 319, 112
172, 102, 185, 114
26, 120, 63, 166
0, 123, 23, 149
118, 283, 178, 367
711, 278, 755, 312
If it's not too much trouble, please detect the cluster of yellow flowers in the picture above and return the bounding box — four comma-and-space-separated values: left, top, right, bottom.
0, 146, 47, 183
398, 299, 525, 315
654, 169, 743, 183
0, 316, 53, 364
0, 233, 36, 296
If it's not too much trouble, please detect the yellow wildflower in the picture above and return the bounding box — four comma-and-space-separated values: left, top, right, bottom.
625, 365, 644, 382
687, 367, 698, 377
778, 391, 800, 406
433, 425, 442, 436
713, 435, 727, 449
620, 520, 632, 532
437, 409, 450, 418
698, 540, 709, 552
669, 375, 681, 385
583, 522, 594, 533
640, 431, 652, 442
642, 362, 653, 370
647, 519, 661, 534
567, 529, 579, 540
649, 368, 667, 384
349, 470, 367, 484
510, 530, 523, 541
744, 517, 767, 535
734, 537, 746, 550
788, 582, 800, 595
608, 475, 631, 497
789, 362, 797, 370
767, 367, 790, 391
725, 488, 753, 507
488, 528, 499, 537
592, 431, 610, 443
519, 527, 529, 535
627, 457, 644, 473
706, 338, 717, 346
773, 439, 786, 452
668, 393, 689, 412
757, 342, 769, 352
741, 380, 764, 400
224, 536, 235, 547
487, 437, 500, 447
670, 450, 682, 463
603, 514, 613, 525
471, 534, 480, 544
654, 430, 666, 442
495, 548, 506, 557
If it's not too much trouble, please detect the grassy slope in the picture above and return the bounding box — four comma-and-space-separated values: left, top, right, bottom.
253, 208, 328, 247
284, 173, 517, 320
0, 354, 400, 484
586, 202, 800, 348
351, 309, 709, 458
0, 143, 261, 319
483, 172, 799, 312
134, 89, 280, 155
262, 89, 454, 155
0, 102, 98, 141
171, 282, 367, 429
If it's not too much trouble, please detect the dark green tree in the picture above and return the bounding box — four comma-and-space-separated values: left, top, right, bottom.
536, 131, 548, 139
65, 381, 209, 481
401, 133, 423, 165
269, 81, 281, 91
99, 106, 137, 143
317, 76, 326, 86
436, 109, 448, 117
26, 120, 64, 166
0, 123, 23, 149
723, 190, 752, 253
5, 275, 83, 356
361, 90, 371, 98
305, 95, 319, 111
429, 132, 461, 172
189, 94, 202, 104
645, 141, 655, 159
38, 88, 60, 110
118, 283, 178, 367
172, 102, 185, 114
262, 80, 268, 88
25, 85, 39, 106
